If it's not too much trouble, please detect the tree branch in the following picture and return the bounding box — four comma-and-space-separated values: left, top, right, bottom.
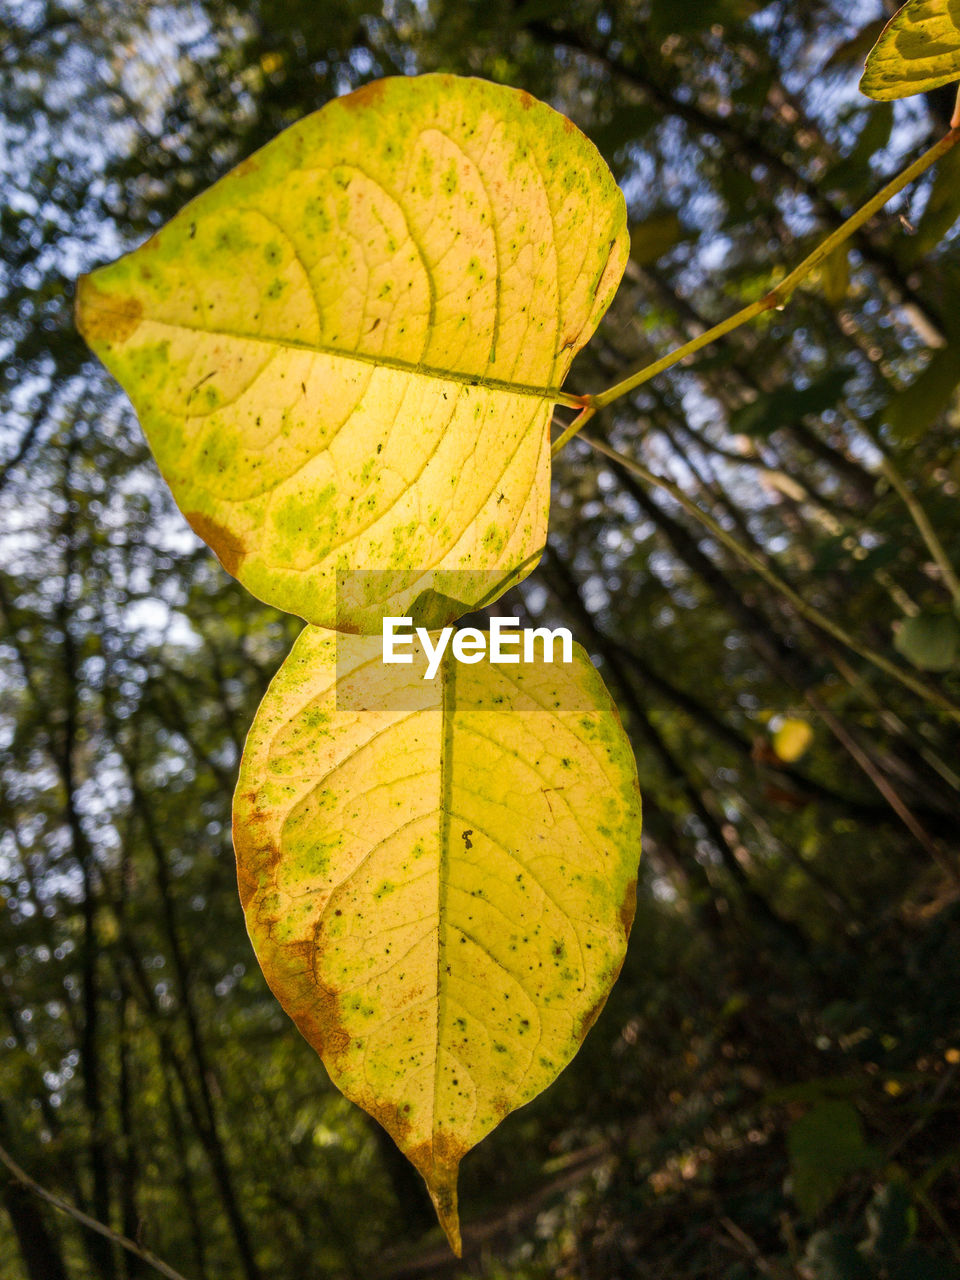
0, 1143, 192, 1280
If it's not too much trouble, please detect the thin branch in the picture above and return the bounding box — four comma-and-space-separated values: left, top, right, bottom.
880, 458, 960, 605
0, 1143, 193, 1280
551, 403, 596, 457
577, 430, 960, 728
531, 17, 948, 338
566, 126, 960, 415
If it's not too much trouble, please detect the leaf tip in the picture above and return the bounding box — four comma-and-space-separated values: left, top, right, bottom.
425, 1164, 462, 1256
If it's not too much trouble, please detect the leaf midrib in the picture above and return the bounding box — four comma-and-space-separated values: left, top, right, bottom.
434, 648, 456, 1159
85, 298, 581, 406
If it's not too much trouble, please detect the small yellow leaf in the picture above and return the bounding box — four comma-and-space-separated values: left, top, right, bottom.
233, 627, 642, 1251
772, 718, 814, 762
76, 75, 628, 632
860, 0, 960, 101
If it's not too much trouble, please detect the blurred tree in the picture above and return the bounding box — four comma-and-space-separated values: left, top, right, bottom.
1, 1, 958, 1277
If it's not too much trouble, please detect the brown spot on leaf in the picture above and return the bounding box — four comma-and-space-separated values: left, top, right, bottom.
75, 278, 143, 345
619, 877, 637, 937
183, 510, 246, 576
406, 1130, 466, 1183
291, 981, 351, 1058
491, 1094, 510, 1120
575, 994, 607, 1043
231, 808, 266, 910
340, 79, 387, 110
235, 863, 259, 911
287, 939, 314, 965
368, 1095, 415, 1149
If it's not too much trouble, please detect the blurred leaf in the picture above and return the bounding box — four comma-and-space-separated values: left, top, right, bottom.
885, 344, 960, 441
591, 102, 661, 156
912, 260, 960, 342
889, 1248, 960, 1279
718, 164, 760, 220
860, 0, 960, 101
649, 0, 764, 37
788, 1100, 879, 1218
773, 718, 814, 762
825, 105, 895, 195
907, 144, 960, 261
862, 1182, 916, 1262
630, 212, 687, 265
802, 1229, 873, 1280
729, 369, 852, 437
825, 20, 888, 69
893, 611, 960, 671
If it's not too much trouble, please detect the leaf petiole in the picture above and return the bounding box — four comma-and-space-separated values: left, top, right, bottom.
550, 403, 596, 458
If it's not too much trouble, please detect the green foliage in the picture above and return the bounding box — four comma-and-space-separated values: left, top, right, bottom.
905, 145, 960, 261
729, 369, 853, 438
787, 1100, 879, 1218
885, 345, 960, 442
2, 1, 960, 1277
802, 1182, 960, 1280
894, 610, 960, 671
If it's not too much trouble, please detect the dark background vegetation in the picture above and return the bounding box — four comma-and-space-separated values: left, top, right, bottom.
2, 1, 960, 1277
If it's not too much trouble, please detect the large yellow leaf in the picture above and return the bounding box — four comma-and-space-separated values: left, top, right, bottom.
860, 0, 960, 100
233, 627, 641, 1251
76, 75, 628, 632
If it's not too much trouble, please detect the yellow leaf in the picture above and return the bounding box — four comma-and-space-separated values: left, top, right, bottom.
772, 718, 814, 762
233, 627, 642, 1251
860, 0, 960, 101
76, 76, 628, 632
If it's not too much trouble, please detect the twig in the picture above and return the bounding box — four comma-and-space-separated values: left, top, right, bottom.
880, 458, 960, 605
915, 1186, 960, 1267
575, 430, 960, 728
718, 1216, 779, 1276
580, 125, 960, 413
885, 1062, 959, 1166
0, 1142, 193, 1280
551, 403, 596, 457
